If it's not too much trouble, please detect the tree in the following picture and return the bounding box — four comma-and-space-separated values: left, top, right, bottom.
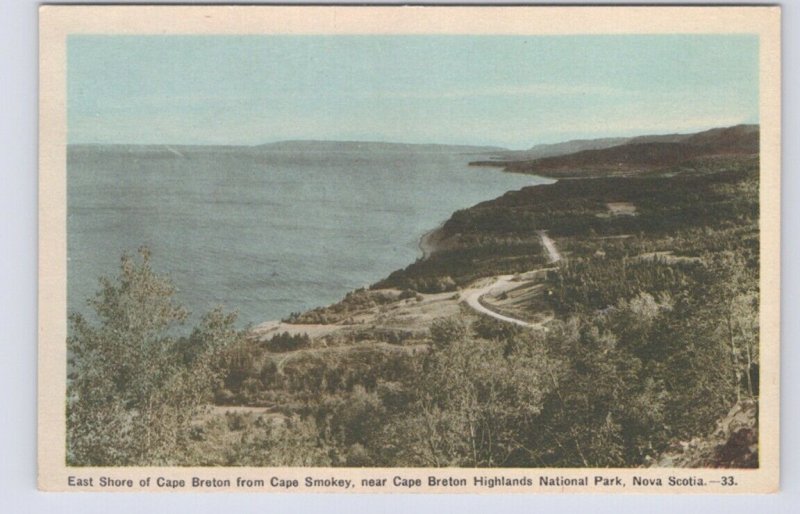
394, 325, 552, 467
67, 247, 241, 466
707, 252, 759, 400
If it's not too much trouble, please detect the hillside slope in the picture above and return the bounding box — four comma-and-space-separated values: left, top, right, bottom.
472, 124, 759, 177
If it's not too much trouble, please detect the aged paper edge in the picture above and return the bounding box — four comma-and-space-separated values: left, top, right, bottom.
38, 5, 781, 494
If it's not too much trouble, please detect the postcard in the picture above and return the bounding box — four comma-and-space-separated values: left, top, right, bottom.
38, 5, 781, 493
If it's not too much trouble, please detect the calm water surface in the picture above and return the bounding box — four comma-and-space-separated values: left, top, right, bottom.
68, 145, 549, 326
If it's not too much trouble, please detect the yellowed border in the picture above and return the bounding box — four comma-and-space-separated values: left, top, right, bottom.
39, 5, 781, 493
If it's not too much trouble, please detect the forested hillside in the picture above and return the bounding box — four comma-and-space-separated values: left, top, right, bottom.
67, 129, 760, 468
471, 124, 758, 178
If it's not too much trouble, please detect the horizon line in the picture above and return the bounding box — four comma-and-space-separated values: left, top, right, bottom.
66, 122, 759, 151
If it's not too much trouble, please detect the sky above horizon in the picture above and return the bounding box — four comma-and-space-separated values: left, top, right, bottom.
68, 35, 759, 149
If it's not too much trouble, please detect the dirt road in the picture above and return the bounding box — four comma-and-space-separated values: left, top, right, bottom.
461, 275, 539, 328
537, 230, 561, 263
460, 231, 561, 327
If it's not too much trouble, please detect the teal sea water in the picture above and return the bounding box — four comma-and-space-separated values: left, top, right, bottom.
68, 145, 548, 326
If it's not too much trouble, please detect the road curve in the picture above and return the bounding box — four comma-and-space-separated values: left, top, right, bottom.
461, 275, 538, 328
460, 231, 561, 327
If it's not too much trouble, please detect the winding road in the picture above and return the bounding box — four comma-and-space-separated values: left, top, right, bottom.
461, 275, 535, 327
460, 230, 561, 328
537, 230, 562, 263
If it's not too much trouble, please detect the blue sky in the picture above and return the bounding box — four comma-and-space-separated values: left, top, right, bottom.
68, 35, 759, 149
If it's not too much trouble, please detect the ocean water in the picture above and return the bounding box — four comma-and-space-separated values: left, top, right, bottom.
68, 145, 547, 327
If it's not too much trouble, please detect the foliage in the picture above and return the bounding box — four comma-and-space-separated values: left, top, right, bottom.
68, 158, 760, 468
389, 329, 552, 467
67, 247, 243, 466
284, 288, 408, 324
264, 331, 312, 353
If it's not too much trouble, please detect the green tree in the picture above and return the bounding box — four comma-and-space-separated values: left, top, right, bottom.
67, 247, 241, 466
393, 326, 552, 467
708, 252, 759, 400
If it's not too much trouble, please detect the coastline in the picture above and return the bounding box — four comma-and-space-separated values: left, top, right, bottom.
418, 224, 445, 260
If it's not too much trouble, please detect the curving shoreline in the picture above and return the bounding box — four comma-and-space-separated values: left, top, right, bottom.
417, 224, 445, 260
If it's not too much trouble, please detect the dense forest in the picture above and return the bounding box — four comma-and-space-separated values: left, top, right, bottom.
67, 128, 760, 468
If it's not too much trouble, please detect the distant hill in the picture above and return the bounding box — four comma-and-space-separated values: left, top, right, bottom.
69, 140, 509, 157
256, 140, 507, 154
67, 144, 248, 159
472, 125, 759, 178
617, 124, 761, 153
487, 137, 630, 161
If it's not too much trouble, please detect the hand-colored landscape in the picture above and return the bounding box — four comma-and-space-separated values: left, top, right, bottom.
67, 125, 759, 468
